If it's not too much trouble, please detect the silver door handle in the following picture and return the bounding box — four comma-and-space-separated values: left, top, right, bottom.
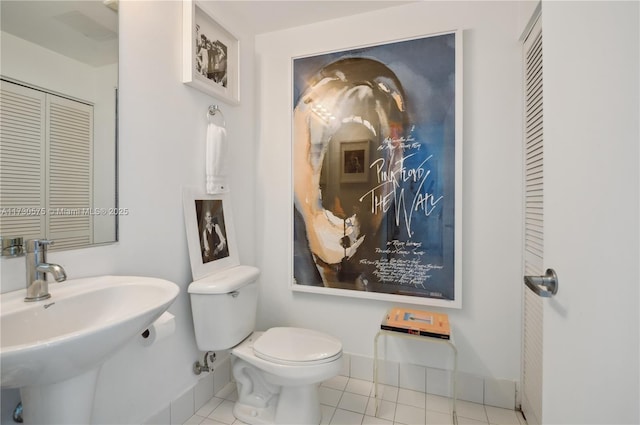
524, 268, 558, 297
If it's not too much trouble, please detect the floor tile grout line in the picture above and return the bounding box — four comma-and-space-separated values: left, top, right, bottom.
195, 377, 523, 425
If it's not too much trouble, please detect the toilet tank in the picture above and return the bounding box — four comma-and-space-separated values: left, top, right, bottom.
188, 265, 260, 351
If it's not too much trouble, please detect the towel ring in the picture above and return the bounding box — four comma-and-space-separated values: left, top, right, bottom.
207, 105, 226, 127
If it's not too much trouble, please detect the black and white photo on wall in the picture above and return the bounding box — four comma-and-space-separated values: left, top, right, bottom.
182, 0, 240, 105
195, 27, 228, 87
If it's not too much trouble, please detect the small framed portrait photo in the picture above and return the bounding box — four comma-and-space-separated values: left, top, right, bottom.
183, 187, 239, 279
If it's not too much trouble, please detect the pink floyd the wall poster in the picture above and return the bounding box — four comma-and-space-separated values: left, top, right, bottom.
292, 31, 462, 308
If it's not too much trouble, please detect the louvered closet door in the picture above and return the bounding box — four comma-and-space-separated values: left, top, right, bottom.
521, 17, 544, 425
0, 81, 46, 240
46, 94, 94, 249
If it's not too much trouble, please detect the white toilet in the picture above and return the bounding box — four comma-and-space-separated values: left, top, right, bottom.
188, 265, 343, 425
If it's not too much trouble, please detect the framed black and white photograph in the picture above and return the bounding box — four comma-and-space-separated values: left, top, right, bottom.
183, 187, 239, 280
182, 0, 240, 105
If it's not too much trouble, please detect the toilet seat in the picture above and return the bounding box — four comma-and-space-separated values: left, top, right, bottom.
253, 327, 342, 366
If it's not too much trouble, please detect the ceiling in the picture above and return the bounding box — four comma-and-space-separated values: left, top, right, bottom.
1, 0, 118, 67
213, 1, 414, 34
0, 1, 411, 67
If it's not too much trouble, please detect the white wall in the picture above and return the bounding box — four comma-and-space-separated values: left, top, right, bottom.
1, 32, 101, 101
1, 1, 257, 423
91, 2, 257, 423
254, 1, 524, 382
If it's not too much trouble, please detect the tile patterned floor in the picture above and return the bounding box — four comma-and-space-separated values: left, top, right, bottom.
183, 375, 528, 425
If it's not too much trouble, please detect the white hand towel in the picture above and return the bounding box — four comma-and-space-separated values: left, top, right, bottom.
206, 122, 228, 193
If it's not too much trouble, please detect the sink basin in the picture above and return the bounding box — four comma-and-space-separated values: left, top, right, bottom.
0, 275, 179, 424
1, 275, 179, 389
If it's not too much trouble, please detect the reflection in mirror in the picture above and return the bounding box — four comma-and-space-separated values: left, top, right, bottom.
0, 0, 118, 251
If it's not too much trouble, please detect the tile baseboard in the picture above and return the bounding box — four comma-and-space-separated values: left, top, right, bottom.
347, 353, 517, 410
144, 352, 517, 424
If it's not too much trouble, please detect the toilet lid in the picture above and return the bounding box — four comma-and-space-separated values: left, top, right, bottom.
253, 327, 342, 365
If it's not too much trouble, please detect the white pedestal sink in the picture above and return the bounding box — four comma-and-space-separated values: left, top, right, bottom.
0, 275, 180, 424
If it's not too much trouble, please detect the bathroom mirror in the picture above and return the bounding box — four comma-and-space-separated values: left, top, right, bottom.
0, 0, 118, 251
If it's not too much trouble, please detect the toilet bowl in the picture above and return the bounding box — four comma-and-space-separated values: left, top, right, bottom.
231, 328, 342, 424
188, 265, 343, 425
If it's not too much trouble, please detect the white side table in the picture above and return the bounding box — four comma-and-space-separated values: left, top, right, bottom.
373, 329, 458, 425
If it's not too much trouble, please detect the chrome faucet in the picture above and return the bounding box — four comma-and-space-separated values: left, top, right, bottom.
25, 239, 67, 302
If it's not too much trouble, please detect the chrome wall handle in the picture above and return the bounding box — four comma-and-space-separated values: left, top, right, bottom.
524, 268, 558, 297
